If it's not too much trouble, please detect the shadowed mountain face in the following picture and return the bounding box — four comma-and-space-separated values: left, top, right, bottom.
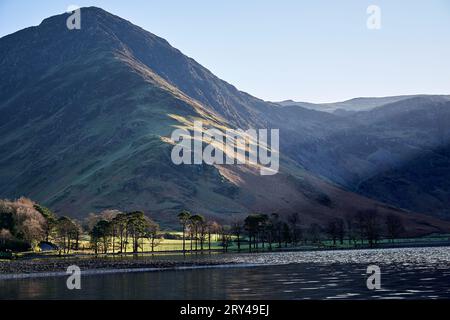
351, 99, 450, 219
278, 96, 450, 219
0, 7, 449, 232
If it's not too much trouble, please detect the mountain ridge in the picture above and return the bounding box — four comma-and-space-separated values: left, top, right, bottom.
1, 7, 449, 234
277, 94, 450, 113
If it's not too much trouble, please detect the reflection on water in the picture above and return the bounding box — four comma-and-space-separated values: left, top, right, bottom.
1, 247, 450, 300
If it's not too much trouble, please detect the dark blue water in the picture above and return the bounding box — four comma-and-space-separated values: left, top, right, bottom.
1, 247, 450, 299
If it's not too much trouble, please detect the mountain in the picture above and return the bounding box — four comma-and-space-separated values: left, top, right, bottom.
0, 7, 449, 233
278, 96, 450, 219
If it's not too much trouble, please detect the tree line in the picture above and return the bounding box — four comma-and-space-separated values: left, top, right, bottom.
1, 197, 406, 254
87, 210, 160, 254
177, 209, 406, 254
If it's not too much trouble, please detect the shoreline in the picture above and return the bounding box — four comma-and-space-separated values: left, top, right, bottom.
0, 262, 265, 281
0, 256, 240, 280
2, 242, 450, 280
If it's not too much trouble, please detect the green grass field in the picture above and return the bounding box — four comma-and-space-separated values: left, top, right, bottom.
71, 233, 238, 253
17, 232, 450, 258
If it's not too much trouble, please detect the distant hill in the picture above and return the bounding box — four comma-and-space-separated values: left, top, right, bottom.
277, 95, 450, 113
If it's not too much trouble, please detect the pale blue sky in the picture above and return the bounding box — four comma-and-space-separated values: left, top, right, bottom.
1, 0, 449, 103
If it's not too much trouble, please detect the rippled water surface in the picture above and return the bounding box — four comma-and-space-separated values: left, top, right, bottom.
1, 247, 450, 299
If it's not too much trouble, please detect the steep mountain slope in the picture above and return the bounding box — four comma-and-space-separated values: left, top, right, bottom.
0, 7, 449, 233
1, 7, 282, 225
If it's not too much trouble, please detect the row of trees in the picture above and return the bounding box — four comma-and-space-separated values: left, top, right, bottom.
178, 210, 225, 254
177, 209, 406, 253
88, 210, 160, 254
1, 197, 406, 254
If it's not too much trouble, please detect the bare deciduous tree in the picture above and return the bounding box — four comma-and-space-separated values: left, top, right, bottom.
385, 214, 405, 243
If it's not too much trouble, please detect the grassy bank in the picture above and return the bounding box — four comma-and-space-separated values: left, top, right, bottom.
1, 234, 450, 277
5, 232, 450, 261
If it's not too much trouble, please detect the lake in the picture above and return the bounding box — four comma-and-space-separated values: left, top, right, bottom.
1, 247, 450, 299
